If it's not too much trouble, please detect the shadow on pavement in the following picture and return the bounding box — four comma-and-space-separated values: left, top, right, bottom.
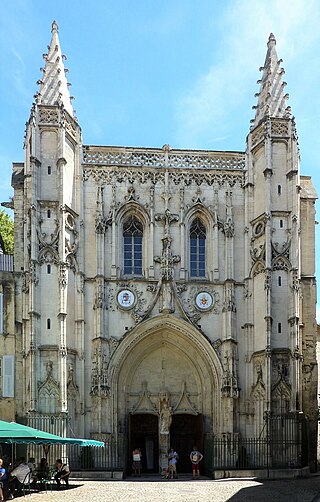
218, 477, 320, 502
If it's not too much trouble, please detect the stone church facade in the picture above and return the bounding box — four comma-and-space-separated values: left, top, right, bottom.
11, 23, 317, 472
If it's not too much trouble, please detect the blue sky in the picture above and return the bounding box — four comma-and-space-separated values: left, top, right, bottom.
0, 0, 319, 319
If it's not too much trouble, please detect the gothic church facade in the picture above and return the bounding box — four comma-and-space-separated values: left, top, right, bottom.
12, 23, 317, 471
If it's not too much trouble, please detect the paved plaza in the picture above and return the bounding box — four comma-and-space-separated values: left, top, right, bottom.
12, 475, 320, 502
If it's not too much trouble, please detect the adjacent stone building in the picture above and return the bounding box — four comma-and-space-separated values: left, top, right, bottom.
11, 23, 318, 472
0, 247, 15, 422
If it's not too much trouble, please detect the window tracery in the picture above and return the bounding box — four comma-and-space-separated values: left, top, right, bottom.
123, 216, 143, 275
190, 218, 206, 278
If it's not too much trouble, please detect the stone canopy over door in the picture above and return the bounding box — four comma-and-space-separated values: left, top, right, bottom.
109, 316, 222, 469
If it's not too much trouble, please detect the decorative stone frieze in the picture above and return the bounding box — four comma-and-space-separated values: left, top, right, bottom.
251, 123, 266, 149
270, 119, 289, 137
38, 106, 59, 124
83, 146, 245, 170
83, 167, 245, 188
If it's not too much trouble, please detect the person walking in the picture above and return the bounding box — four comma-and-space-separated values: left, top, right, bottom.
189, 446, 203, 479
168, 447, 179, 479
132, 448, 142, 477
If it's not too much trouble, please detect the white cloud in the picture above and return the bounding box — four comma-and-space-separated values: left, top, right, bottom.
174, 0, 320, 148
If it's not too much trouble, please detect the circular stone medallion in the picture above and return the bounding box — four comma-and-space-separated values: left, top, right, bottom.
117, 289, 135, 309
195, 291, 214, 311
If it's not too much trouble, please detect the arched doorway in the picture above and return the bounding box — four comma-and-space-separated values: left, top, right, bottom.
170, 414, 203, 473
129, 413, 159, 473
109, 316, 222, 470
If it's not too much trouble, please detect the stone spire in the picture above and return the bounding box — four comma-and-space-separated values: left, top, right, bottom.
35, 21, 74, 117
251, 33, 291, 127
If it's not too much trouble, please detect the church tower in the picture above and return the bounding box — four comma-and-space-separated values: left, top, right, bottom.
13, 21, 84, 436
245, 34, 317, 462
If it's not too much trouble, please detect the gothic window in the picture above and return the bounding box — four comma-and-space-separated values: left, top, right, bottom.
123, 216, 143, 275
190, 218, 206, 277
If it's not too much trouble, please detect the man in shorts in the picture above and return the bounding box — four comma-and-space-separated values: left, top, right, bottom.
189, 446, 203, 479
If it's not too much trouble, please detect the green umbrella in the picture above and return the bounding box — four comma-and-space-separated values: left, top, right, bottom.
0, 420, 104, 446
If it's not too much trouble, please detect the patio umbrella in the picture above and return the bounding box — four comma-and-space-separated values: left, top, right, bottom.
0, 420, 104, 446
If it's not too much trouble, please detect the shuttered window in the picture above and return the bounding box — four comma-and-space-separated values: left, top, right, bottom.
2, 355, 14, 397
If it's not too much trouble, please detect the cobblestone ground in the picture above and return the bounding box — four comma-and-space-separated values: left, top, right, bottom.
10, 476, 320, 502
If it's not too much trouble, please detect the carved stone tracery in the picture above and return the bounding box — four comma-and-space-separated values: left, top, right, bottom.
83, 147, 245, 170
90, 346, 110, 397
83, 168, 244, 188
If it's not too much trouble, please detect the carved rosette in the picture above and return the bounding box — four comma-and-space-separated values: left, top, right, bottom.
183, 286, 220, 322
116, 282, 147, 323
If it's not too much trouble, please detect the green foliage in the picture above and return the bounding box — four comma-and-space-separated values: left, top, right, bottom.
0, 210, 14, 254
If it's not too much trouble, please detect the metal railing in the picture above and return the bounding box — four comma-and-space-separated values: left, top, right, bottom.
204, 413, 307, 472
65, 434, 126, 471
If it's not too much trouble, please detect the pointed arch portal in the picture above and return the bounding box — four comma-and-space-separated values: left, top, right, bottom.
109, 316, 222, 472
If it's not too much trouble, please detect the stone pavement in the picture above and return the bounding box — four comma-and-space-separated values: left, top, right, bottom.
11, 475, 320, 502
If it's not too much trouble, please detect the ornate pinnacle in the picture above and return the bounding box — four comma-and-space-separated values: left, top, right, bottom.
52, 20, 59, 33
267, 33, 276, 47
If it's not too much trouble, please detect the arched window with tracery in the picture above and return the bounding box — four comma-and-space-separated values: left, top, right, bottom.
123, 216, 143, 275
190, 218, 206, 277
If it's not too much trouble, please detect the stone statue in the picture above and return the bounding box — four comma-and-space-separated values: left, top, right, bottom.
159, 402, 172, 435
46, 360, 53, 378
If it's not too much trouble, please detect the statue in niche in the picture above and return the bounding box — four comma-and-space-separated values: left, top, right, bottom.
256, 363, 264, 385
159, 401, 172, 435
160, 282, 174, 313
46, 360, 53, 378
67, 364, 74, 385
277, 361, 288, 380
